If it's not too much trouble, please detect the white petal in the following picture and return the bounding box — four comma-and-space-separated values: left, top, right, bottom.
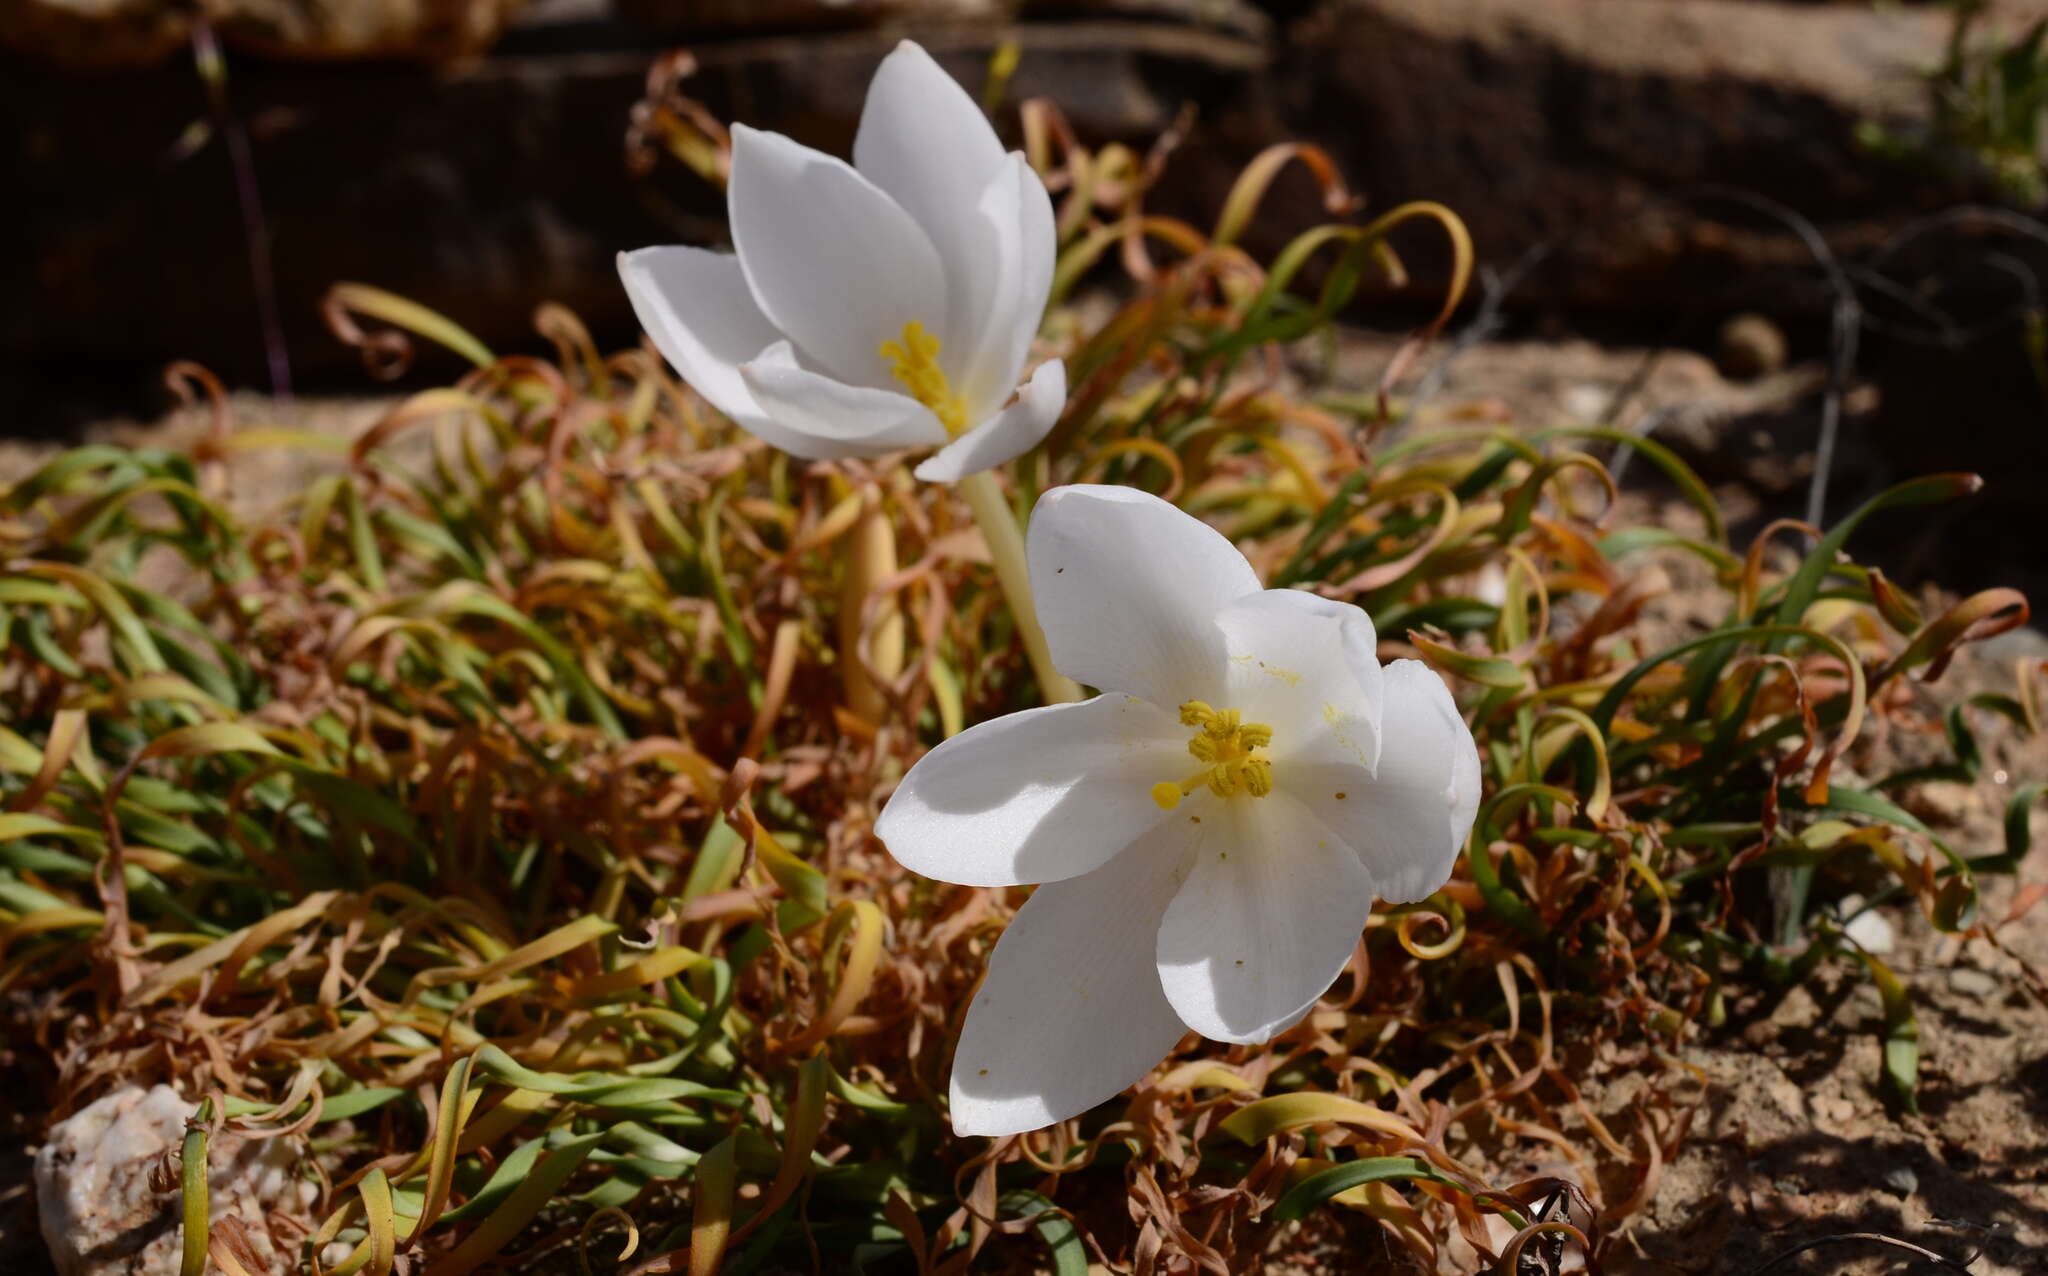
949, 154, 1057, 416
728, 123, 948, 388
854, 41, 1008, 384
950, 828, 1194, 1136
1026, 486, 1261, 703
1290, 659, 1480, 905
736, 342, 949, 459
855, 42, 1006, 228
876, 692, 1184, 888
912, 359, 1066, 483
616, 246, 782, 425
1013, 156, 1056, 362
1155, 794, 1373, 1044
1215, 589, 1384, 774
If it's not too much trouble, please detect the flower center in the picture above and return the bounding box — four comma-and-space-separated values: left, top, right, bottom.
880, 321, 968, 436
1150, 701, 1274, 810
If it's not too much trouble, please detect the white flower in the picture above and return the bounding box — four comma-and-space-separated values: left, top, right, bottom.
876, 485, 1483, 1136
617, 41, 1064, 483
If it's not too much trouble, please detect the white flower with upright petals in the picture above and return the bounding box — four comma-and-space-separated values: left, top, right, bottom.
876, 485, 1483, 1136
616, 41, 1064, 483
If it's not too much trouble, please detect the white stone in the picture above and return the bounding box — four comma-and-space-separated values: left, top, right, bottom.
33, 1085, 306, 1276
1836, 894, 1897, 955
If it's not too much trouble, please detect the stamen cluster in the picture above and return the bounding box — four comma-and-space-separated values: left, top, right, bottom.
881, 321, 968, 435
1150, 700, 1274, 810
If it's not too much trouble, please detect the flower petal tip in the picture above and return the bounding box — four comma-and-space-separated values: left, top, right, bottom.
910, 359, 1066, 482
948, 1074, 1057, 1139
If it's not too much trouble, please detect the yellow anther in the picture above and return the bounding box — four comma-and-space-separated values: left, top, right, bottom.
879, 320, 968, 435
1150, 699, 1275, 805
1239, 756, 1274, 797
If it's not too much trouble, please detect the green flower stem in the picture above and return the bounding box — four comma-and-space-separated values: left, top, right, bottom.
957, 470, 1081, 705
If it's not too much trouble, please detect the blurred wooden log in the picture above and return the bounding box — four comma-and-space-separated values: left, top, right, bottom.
1193, 0, 1977, 316
0, 18, 1265, 395
0, 0, 2012, 404
0, 0, 522, 67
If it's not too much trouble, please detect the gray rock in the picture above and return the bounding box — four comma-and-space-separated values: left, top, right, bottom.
1717, 314, 1789, 382
1948, 966, 1999, 999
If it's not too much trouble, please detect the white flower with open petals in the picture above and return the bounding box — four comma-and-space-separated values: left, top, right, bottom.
616, 40, 1063, 483
876, 485, 1482, 1136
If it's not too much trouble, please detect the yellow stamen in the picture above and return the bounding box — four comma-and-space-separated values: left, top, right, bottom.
1148, 700, 1276, 809
880, 320, 968, 436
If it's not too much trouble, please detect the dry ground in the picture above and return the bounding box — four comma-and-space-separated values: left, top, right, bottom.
1622, 624, 2048, 1276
